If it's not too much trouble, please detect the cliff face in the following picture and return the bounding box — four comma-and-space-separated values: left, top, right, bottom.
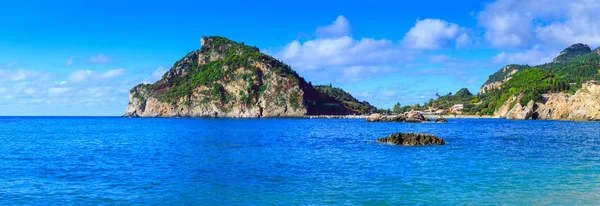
124, 36, 354, 118
495, 83, 600, 121
479, 65, 523, 94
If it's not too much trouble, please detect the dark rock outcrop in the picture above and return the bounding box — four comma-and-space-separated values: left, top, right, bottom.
433, 118, 448, 123
366, 111, 427, 123
377, 132, 445, 146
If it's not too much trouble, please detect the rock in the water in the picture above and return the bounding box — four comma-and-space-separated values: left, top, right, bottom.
377, 132, 445, 146
405, 111, 427, 122
366, 114, 405, 122
366, 111, 428, 123
433, 118, 448, 123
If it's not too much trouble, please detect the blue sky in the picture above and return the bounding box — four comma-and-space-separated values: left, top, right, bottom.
1, 0, 600, 116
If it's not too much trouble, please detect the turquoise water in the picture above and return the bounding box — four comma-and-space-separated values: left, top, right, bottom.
0, 117, 599, 205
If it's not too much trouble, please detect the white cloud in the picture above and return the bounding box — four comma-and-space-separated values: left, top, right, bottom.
97, 68, 125, 79
429, 55, 452, 63
24, 88, 36, 95
478, 0, 600, 50
315, 15, 351, 38
68, 70, 93, 83
0, 69, 49, 82
492, 45, 557, 65
456, 33, 470, 48
402, 19, 469, 50
276, 15, 441, 83
535, 1, 600, 48
0, 64, 144, 113
277, 36, 412, 70
477, 0, 547, 49
339, 66, 392, 82
88, 54, 111, 64
68, 68, 126, 83
48, 87, 73, 96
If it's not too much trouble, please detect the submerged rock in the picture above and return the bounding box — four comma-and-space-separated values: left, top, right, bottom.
377, 132, 445, 146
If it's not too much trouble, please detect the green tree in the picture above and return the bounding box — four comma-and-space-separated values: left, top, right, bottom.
392, 102, 401, 114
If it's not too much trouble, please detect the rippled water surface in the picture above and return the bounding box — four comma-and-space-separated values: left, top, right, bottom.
1, 117, 599, 205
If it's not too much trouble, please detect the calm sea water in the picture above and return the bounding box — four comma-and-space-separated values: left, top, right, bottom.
0, 117, 599, 205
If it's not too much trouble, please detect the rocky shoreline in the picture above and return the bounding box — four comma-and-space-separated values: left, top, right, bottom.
366, 111, 449, 123
495, 83, 600, 121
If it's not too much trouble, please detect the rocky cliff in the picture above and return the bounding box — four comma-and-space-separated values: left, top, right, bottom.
495, 83, 600, 121
124, 36, 358, 118
479, 65, 525, 94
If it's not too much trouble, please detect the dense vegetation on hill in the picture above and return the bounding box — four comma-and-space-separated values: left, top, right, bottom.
314, 85, 377, 114
538, 51, 600, 83
148, 36, 302, 104
476, 68, 575, 115
484, 64, 530, 84
420, 67, 579, 115
484, 45, 600, 86
385, 44, 600, 116
552, 43, 592, 63
472, 44, 600, 115
126, 36, 377, 117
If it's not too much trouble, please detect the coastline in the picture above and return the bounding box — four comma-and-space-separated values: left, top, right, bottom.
423, 114, 498, 119
306, 115, 369, 119
305, 114, 499, 119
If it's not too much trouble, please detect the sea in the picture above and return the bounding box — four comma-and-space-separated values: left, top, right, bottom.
0, 117, 599, 205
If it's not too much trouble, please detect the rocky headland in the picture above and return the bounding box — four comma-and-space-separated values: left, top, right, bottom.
124, 36, 374, 118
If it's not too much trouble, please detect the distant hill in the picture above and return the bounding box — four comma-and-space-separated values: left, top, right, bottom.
423, 88, 476, 112
314, 85, 377, 114
552, 43, 591, 63
480, 43, 599, 94
472, 43, 600, 119
421, 43, 600, 120
124, 36, 361, 117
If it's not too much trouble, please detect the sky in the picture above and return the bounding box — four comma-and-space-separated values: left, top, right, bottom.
1, 0, 600, 116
